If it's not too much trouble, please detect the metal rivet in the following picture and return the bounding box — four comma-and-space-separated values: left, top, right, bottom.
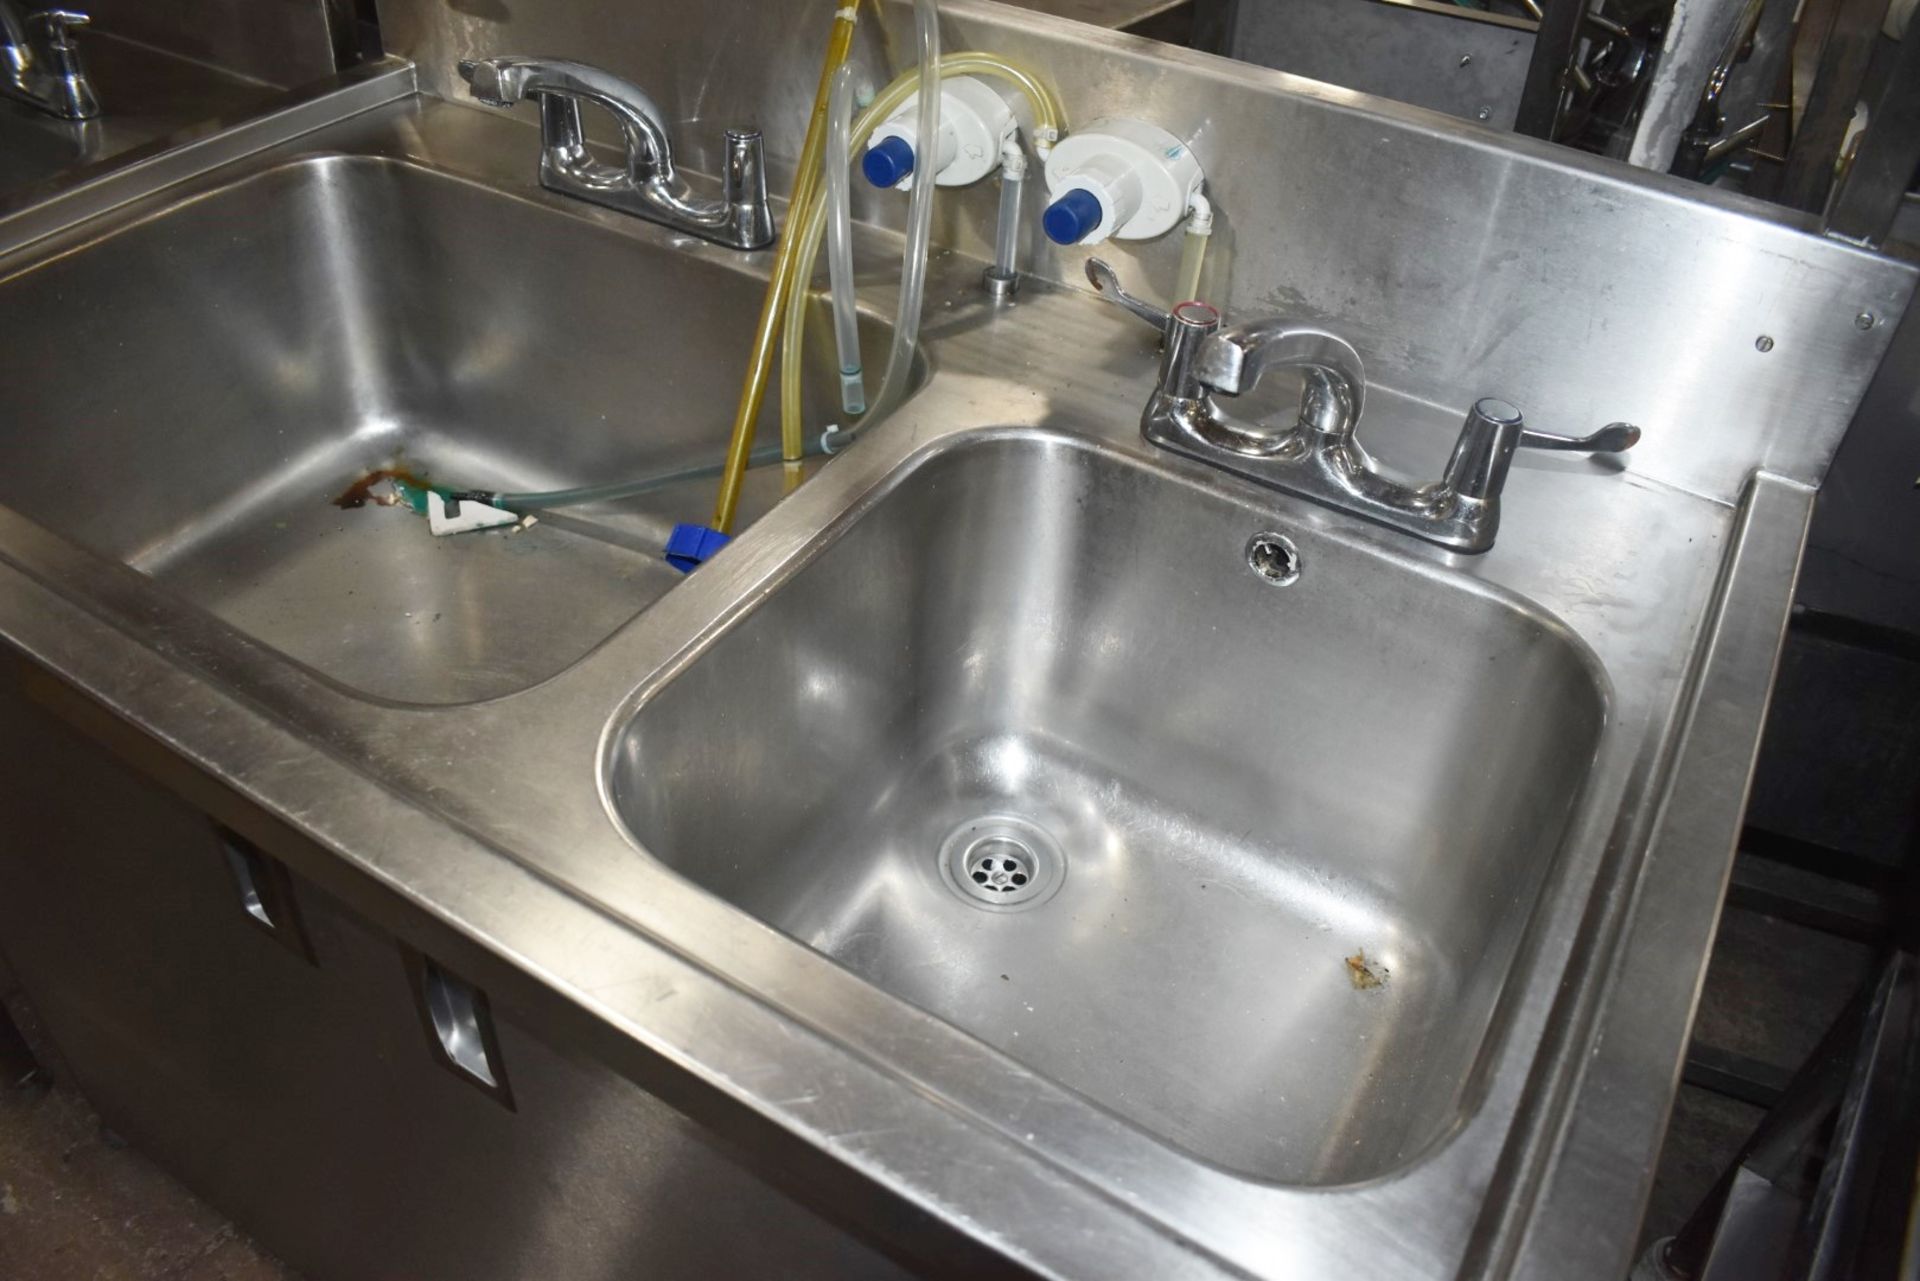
1855, 311, 1876, 330
1476, 106, 1492, 120
1755, 335, 1775, 352
1460, 54, 1473, 65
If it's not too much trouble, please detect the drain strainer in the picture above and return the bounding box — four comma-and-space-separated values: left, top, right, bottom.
938, 815, 1065, 910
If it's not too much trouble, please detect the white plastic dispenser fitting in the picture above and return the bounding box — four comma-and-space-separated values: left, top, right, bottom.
862, 76, 1017, 190
1041, 118, 1204, 245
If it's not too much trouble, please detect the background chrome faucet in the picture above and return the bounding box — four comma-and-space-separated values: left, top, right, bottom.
1088, 258, 1639, 553
0, 4, 98, 120
457, 56, 773, 250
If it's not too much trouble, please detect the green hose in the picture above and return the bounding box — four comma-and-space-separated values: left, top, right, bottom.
477, 437, 830, 510
381, 436, 830, 518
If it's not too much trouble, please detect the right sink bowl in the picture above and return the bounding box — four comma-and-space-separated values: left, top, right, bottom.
607, 430, 1608, 1186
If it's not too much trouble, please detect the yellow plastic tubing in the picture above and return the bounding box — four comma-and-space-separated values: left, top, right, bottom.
774, 55, 1063, 471
709, 3, 860, 536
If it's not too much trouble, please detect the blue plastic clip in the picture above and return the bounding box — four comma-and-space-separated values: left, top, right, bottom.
665, 522, 732, 573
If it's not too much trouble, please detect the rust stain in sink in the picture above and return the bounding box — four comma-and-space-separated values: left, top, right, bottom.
332, 466, 432, 509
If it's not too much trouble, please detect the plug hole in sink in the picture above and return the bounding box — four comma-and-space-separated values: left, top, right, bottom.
1247, 532, 1301, 586
940, 818, 1065, 910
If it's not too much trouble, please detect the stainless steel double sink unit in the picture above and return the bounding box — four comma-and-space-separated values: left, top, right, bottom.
0, 7, 1912, 1278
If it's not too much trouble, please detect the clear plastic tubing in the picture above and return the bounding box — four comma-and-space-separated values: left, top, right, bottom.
778, 54, 1064, 459
991, 154, 1024, 282
1174, 190, 1213, 303
492, 439, 823, 510
710, 3, 858, 534
824, 63, 866, 417
1175, 227, 1208, 302
865, 0, 941, 425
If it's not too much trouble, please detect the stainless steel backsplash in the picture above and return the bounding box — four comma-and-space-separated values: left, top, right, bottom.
374, 0, 1916, 501
86, 0, 349, 87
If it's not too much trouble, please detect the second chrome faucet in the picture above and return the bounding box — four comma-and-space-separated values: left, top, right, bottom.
1087, 258, 1639, 554
1, 4, 97, 119
458, 56, 773, 251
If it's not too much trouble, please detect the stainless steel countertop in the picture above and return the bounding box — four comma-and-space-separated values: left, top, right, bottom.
0, 85, 1821, 1279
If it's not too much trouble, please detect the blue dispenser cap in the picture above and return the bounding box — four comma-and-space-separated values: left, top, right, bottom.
665, 522, 731, 573
862, 135, 916, 188
1042, 187, 1105, 245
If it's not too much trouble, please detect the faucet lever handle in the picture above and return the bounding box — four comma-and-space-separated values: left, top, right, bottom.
1085, 258, 1171, 331
27, 9, 89, 46
721, 128, 773, 248
1519, 421, 1642, 453
1445, 398, 1640, 505
1087, 256, 1222, 401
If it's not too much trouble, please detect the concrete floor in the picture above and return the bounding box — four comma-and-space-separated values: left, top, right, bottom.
0, 1057, 297, 1281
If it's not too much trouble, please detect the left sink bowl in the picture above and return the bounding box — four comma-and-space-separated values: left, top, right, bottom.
0, 153, 904, 705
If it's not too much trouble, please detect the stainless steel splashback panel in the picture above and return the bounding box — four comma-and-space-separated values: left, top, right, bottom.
374, 0, 1914, 504
82, 0, 349, 87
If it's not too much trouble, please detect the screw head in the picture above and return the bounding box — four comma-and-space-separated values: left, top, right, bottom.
1855, 311, 1876, 330
1476, 105, 1492, 120
1755, 335, 1775, 352
1460, 54, 1473, 65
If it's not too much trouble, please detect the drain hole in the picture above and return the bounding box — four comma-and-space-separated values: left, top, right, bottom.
1246, 532, 1301, 586
967, 839, 1035, 892
940, 819, 1065, 910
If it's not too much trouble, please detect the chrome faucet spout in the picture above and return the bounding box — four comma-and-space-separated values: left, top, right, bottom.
1087, 259, 1637, 553
1196, 319, 1365, 435
457, 55, 773, 251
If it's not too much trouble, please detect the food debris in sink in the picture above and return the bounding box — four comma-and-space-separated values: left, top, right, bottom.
1346, 950, 1389, 990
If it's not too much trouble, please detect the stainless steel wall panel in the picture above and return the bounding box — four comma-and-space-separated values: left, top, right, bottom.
83, 0, 348, 87
373, 0, 1914, 501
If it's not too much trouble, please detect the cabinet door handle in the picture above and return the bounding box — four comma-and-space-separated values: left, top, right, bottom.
216, 827, 314, 964
405, 949, 514, 1109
